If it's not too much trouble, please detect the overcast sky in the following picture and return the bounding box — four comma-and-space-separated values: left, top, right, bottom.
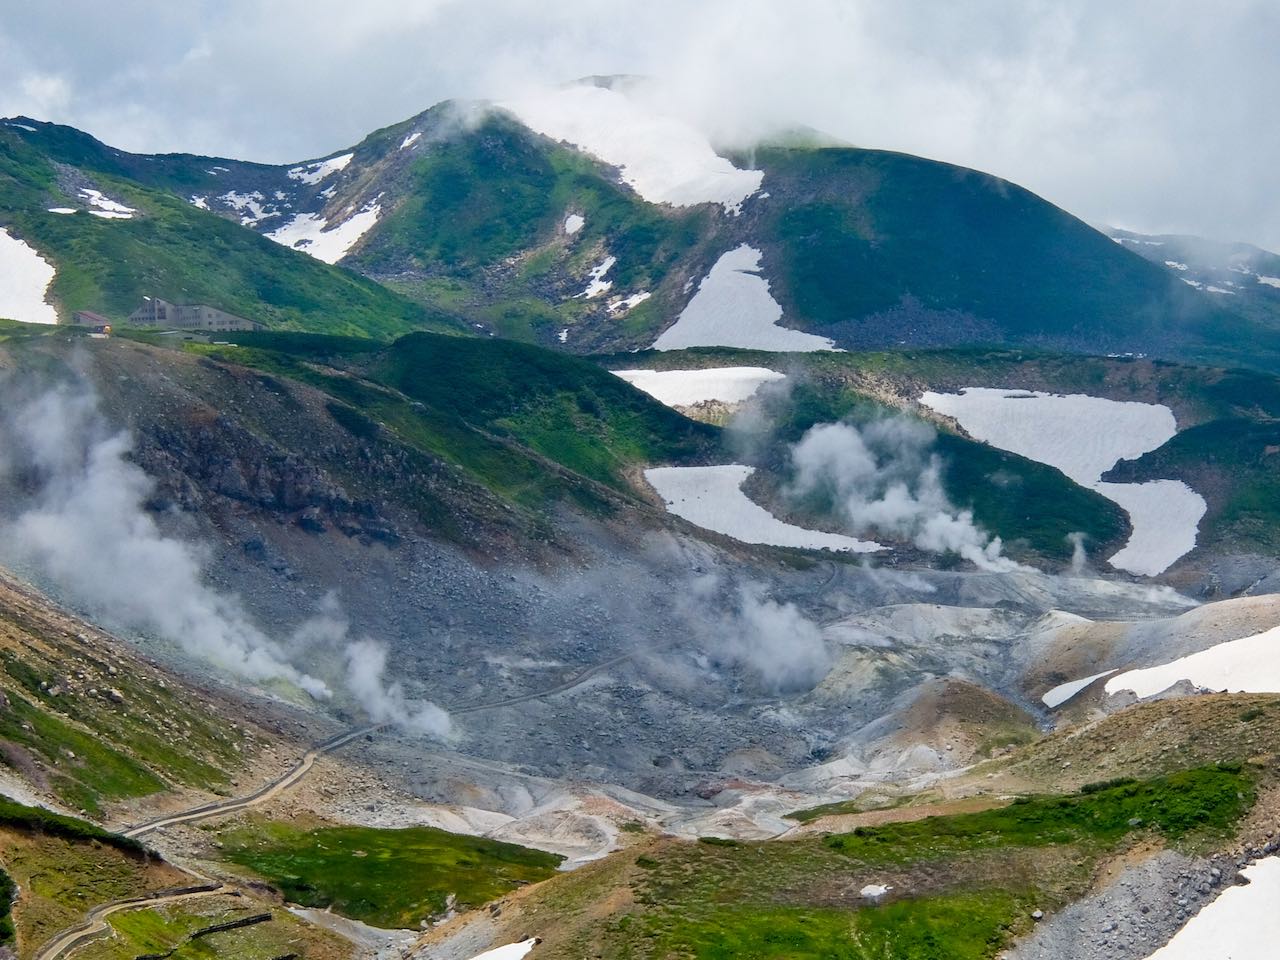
2, 1, 1276, 250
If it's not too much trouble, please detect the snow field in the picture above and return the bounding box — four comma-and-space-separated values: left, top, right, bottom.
287, 152, 354, 184
612, 367, 784, 407
500, 84, 762, 212
0, 227, 58, 324
578, 256, 615, 298
465, 939, 540, 960
563, 213, 584, 235
1257, 276, 1280, 288
645, 464, 881, 553
1041, 669, 1117, 708
653, 244, 836, 352
266, 201, 381, 264
1105, 624, 1280, 698
218, 190, 277, 225
606, 291, 650, 314
919, 388, 1205, 576
1142, 857, 1280, 959
78, 188, 135, 218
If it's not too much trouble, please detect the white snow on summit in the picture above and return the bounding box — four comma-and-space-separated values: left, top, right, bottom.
646, 464, 881, 553
287, 152, 354, 185
653, 244, 836, 352
919, 388, 1205, 576
500, 85, 763, 212
400, 131, 421, 150
0, 227, 58, 324
1258, 276, 1280, 288
266, 201, 381, 264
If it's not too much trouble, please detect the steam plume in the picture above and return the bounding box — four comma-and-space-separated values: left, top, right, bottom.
786, 419, 1019, 571
1066, 531, 1088, 573
682, 575, 831, 693
0, 384, 451, 736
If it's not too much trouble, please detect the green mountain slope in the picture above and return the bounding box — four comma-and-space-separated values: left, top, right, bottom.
14, 88, 1276, 370
0, 124, 459, 337
140, 329, 720, 513
745, 146, 1267, 364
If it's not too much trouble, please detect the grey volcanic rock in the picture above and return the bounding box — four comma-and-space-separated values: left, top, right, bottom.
1007, 851, 1239, 960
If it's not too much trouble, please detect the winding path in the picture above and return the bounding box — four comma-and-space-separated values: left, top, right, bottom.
36, 655, 634, 960
122, 724, 386, 838
124, 653, 632, 838
32, 884, 231, 960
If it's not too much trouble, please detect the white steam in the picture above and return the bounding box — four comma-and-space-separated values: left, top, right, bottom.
0, 385, 450, 737
786, 420, 1019, 571
293, 596, 453, 739
1067, 531, 1088, 573
0, 387, 331, 698
345, 639, 454, 738
685, 576, 830, 693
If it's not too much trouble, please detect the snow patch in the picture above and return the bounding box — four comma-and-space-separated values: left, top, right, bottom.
653, 244, 836, 352
1181, 278, 1203, 288
1042, 669, 1117, 708
266, 200, 381, 264
860, 884, 893, 899
78, 188, 134, 218
4, 122, 37, 133
1205, 285, 1237, 295
613, 367, 784, 407
1257, 276, 1280, 288
46, 207, 76, 215
399, 131, 421, 150
218, 190, 278, 225
189, 195, 209, 210
645, 465, 881, 553
1163, 260, 1189, 271
500, 84, 762, 212
563, 213, 585, 235
919, 388, 1205, 576
578, 256, 615, 298
557, 327, 569, 343
1141, 856, 1280, 959
1106, 624, 1280, 698
606, 291, 651, 314
0, 227, 58, 324
287, 152, 354, 185
465, 940, 540, 960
